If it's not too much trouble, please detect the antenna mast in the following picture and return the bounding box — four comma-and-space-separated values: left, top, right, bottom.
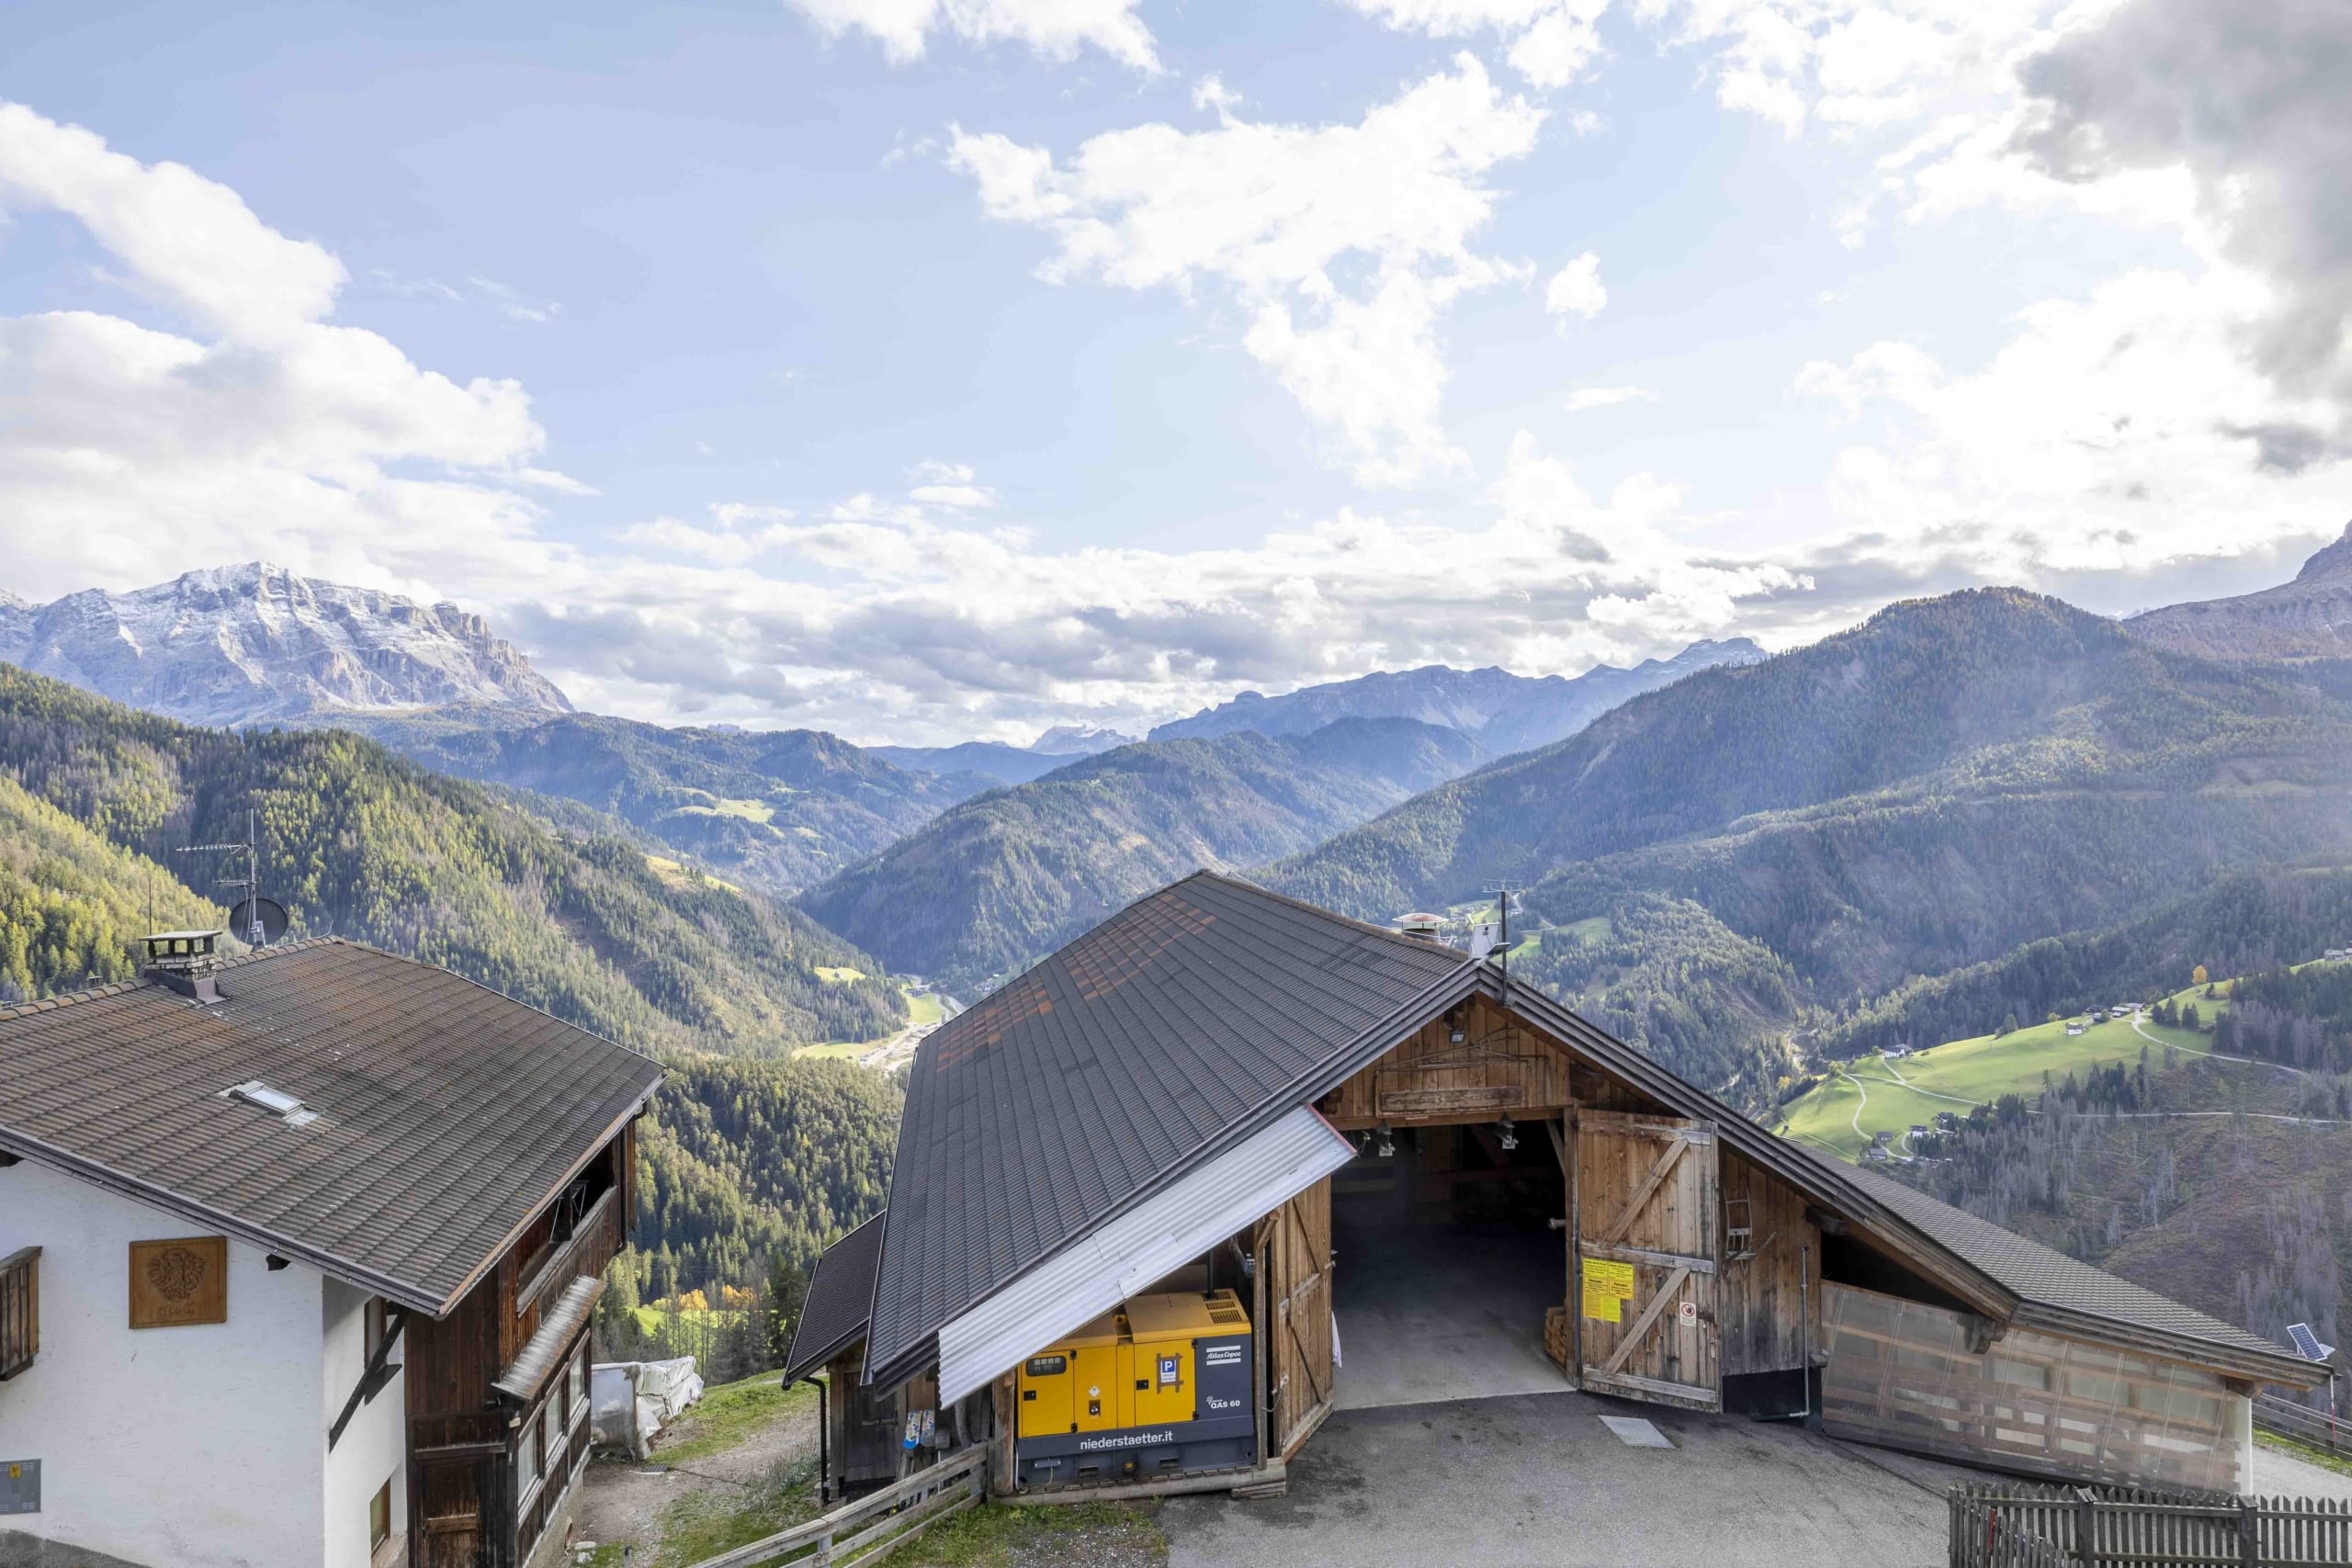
177, 809, 266, 947
1484, 883, 1526, 1010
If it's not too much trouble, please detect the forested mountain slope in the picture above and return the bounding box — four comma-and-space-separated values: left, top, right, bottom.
350, 706, 986, 895
1270, 587, 2352, 959
799, 717, 1484, 992
0, 664, 903, 1053
1820, 869, 2352, 1060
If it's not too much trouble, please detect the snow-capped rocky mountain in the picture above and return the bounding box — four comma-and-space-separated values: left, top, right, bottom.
0, 564, 571, 726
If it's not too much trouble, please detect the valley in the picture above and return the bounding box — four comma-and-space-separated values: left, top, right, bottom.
4, 530, 2350, 1391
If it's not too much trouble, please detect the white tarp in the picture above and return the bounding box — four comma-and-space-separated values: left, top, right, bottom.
936, 1105, 1356, 1404
591, 1356, 706, 1459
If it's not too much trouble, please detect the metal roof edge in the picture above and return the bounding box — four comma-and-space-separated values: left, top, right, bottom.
859, 958, 1483, 1390
792, 1211, 886, 1384
784, 1325, 867, 1388
2007, 1302, 2328, 1389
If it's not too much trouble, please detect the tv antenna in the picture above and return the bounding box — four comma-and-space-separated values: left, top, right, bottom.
1482, 884, 1527, 1010
177, 807, 288, 948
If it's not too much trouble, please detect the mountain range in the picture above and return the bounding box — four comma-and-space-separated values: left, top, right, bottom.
797, 717, 1484, 992
345, 706, 989, 895
2127, 521, 2352, 664
1147, 637, 1766, 754
0, 563, 571, 725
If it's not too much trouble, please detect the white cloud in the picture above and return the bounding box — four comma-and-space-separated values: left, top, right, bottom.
1566, 384, 1657, 410
0, 103, 562, 602
784, 0, 1159, 72
0, 102, 344, 342
1339, 0, 1611, 89
1544, 251, 1606, 318
509, 431, 1811, 739
949, 55, 1544, 485
909, 459, 997, 507
1792, 263, 2350, 587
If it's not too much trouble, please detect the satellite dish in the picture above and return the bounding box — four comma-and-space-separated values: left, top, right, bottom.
222, 897, 290, 947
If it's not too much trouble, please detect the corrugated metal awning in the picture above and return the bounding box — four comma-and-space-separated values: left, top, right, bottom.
494, 1275, 604, 1404
935, 1105, 1355, 1405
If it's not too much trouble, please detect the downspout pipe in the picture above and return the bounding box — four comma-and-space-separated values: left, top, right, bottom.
797, 1373, 831, 1504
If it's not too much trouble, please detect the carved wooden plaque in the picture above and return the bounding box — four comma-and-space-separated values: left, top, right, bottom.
129, 1236, 228, 1328
1377, 1083, 1522, 1115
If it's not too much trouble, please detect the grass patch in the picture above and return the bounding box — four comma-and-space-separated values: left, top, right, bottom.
904, 988, 946, 1027
1780, 1015, 2165, 1159
644, 853, 744, 895
899, 1498, 1167, 1568
673, 795, 778, 825
2256, 1427, 2352, 1480
649, 1452, 825, 1568
1557, 915, 1612, 944
793, 1041, 874, 1061
654, 1373, 816, 1468
815, 964, 867, 983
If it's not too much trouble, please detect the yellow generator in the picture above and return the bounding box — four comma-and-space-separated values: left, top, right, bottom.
1013, 1290, 1253, 1488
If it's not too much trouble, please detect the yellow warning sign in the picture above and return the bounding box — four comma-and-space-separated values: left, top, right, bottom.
1582, 1258, 1636, 1323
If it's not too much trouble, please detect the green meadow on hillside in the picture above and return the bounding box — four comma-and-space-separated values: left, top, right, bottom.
1778, 976, 2248, 1160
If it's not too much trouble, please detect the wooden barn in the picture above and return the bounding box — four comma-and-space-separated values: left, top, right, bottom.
789, 874, 2326, 1504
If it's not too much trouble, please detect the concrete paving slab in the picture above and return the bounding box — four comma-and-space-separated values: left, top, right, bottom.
1161, 1391, 1951, 1568
1332, 1212, 1569, 1412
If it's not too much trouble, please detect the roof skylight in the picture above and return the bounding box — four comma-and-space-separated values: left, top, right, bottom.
227, 1080, 318, 1126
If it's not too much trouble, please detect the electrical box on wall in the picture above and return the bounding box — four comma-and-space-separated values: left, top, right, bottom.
0, 1459, 39, 1515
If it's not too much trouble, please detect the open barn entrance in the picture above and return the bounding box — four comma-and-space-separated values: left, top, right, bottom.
1329, 1121, 1570, 1410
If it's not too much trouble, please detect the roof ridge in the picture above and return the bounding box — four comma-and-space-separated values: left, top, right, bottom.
0, 933, 350, 1022
1182, 868, 1472, 959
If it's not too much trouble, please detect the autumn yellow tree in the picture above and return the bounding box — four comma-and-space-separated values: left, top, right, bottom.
2191, 964, 2209, 987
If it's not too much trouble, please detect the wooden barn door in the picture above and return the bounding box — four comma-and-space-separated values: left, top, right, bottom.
1575, 1111, 1721, 1410
1261, 1177, 1334, 1458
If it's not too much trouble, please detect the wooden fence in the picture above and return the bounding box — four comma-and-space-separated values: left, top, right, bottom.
1948, 1483, 2352, 1568
2254, 1393, 2346, 1458
685, 1447, 987, 1568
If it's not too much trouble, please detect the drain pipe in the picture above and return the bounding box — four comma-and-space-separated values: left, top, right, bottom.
797, 1373, 831, 1504
1798, 1244, 1813, 1427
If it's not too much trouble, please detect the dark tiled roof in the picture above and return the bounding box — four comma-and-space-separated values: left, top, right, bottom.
785, 1211, 887, 1383
864, 872, 1466, 1381
1844, 1166, 2301, 1370
0, 939, 664, 1316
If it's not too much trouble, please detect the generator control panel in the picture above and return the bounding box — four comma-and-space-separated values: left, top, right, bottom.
1012, 1289, 1254, 1490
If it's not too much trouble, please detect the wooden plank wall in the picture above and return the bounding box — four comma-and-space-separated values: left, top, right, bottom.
1261, 1178, 1333, 1458
1575, 1113, 1719, 1405
1717, 1149, 1820, 1378
1319, 996, 1575, 1129
1820, 1281, 2248, 1492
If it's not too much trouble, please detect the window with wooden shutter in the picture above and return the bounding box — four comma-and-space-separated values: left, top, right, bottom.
0, 1247, 37, 1379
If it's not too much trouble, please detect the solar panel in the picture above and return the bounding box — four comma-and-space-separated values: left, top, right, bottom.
2285, 1322, 2335, 1362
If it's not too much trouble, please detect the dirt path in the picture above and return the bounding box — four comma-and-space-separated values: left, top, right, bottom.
577, 1381, 820, 1562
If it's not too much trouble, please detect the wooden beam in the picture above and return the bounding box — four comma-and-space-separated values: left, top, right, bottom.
1580, 1242, 1716, 1277
1598, 1137, 1688, 1249
1600, 1265, 1691, 1379
1546, 1118, 1568, 1175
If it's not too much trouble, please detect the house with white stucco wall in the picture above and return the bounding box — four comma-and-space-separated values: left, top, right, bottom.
0, 932, 664, 1568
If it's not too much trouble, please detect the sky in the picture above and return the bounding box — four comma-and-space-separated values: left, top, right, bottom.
0, 0, 2346, 743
